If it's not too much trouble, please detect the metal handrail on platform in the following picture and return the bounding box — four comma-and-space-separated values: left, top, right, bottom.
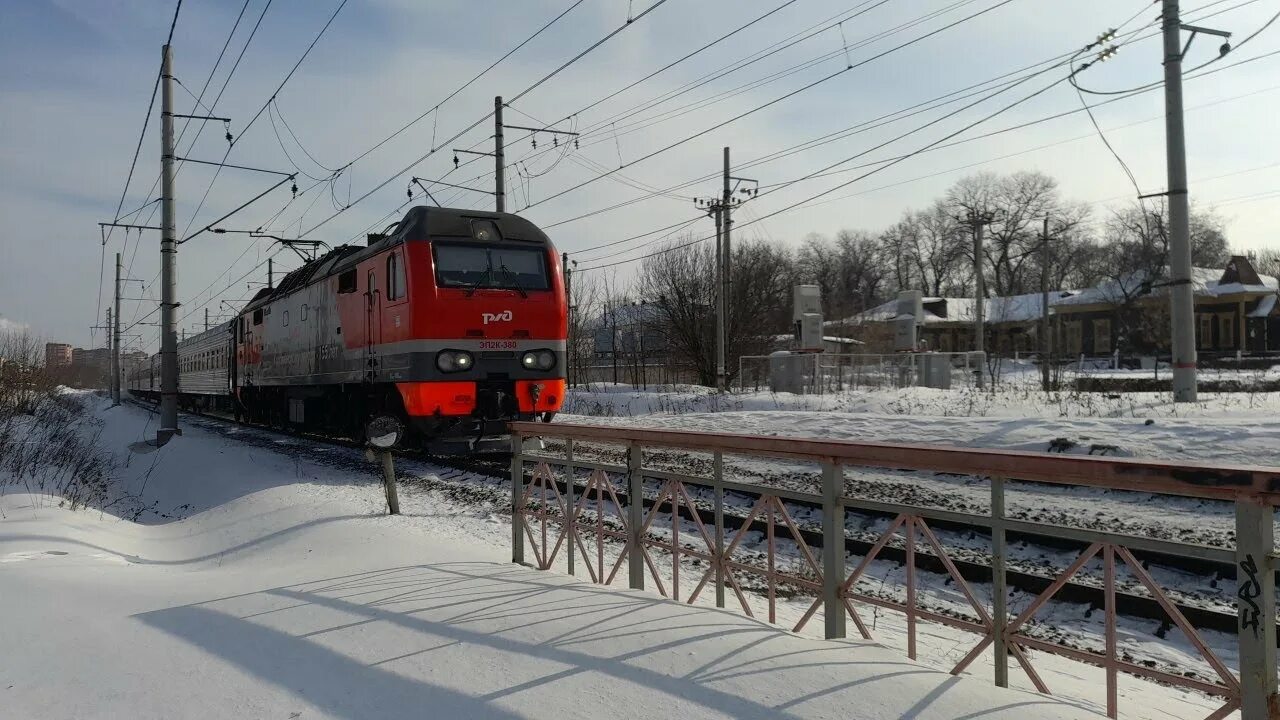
507, 421, 1280, 720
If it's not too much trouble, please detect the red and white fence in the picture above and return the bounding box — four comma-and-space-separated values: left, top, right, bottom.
507, 421, 1280, 720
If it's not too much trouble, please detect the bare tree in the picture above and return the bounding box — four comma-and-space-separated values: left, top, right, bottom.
1248, 248, 1280, 280
638, 236, 792, 386
835, 229, 887, 315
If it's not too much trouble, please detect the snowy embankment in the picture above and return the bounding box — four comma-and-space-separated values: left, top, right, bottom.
0, 397, 1102, 720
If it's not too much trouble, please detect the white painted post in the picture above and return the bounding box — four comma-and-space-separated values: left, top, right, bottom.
1235, 500, 1277, 719
822, 460, 846, 639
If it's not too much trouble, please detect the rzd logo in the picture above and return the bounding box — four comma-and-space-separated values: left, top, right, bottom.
482, 310, 513, 325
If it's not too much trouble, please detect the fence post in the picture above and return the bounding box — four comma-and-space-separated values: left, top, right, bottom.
713, 450, 726, 609
822, 459, 846, 639
627, 442, 645, 590
1235, 499, 1277, 720
565, 438, 575, 577
991, 475, 1009, 688
510, 432, 525, 565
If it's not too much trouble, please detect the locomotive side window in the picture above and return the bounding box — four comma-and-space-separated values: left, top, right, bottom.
433, 243, 550, 291
283, 310, 290, 327
387, 252, 405, 300
253, 309, 263, 325
301, 304, 308, 322
338, 269, 357, 294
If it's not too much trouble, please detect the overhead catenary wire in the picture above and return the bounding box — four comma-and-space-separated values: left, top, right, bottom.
181, 0, 349, 242
519, 0, 1022, 215
297, 0, 674, 239
541, 0, 1262, 236
122, 0, 270, 331
576, 53, 1099, 271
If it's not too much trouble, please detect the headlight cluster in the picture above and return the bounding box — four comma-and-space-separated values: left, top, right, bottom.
436, 350, 474, 373
521, 349, 556, 371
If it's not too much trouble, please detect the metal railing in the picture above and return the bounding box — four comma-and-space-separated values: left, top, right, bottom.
737, 351, 986, 393
507, 421, 1280, 720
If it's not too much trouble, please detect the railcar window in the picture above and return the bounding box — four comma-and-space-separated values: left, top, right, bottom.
433, 243, 549, 291
283, 310, 290, 327
301, 304, 308, 322
338, 270, 357, 293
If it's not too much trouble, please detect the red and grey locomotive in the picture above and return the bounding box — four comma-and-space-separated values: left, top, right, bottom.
129, 206, 567, 450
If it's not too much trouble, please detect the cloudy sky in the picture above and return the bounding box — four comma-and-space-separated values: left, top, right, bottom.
2, 0, 1277, 351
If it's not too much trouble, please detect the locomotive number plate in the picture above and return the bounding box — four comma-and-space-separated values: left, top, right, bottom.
479, 340, 518, 350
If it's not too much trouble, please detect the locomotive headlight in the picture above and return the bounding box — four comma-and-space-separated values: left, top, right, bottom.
436, 350, 474, 373
521, 349, 556, 371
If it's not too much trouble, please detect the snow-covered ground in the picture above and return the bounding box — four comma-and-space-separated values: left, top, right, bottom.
1, 395, 1113, 720
560, 381, 1280, 465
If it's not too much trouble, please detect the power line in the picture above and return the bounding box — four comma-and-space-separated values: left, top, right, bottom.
122, 0, 268, 319
521, 0, 1021, 215
298, 0, 673, 239
96, 0, 183, 345
575, 39, 1277, 272
578, 63, 1078, 271
527, 0, 1264, 231
337, 0, 586, 173
181, 0, 348, 242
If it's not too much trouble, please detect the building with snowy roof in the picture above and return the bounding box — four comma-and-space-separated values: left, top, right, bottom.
1051, 255, 1280, 357
841, 290, 1075, 354
838, 256, 1280, 359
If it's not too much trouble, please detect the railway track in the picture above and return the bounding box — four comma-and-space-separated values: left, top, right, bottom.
126, 397, 1262, 649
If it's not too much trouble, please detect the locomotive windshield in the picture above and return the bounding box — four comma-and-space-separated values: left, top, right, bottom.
433, 243, 550, 291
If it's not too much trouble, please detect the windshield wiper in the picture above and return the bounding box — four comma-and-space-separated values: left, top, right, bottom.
497, 264, 528, 299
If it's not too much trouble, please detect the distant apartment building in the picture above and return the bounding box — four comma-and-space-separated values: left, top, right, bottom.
45, 343, 72, 369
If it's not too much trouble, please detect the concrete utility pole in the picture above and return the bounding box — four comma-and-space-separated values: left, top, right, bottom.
105, 307, 113, 392
958, 209, 996, 389
718, 146, 732, 392
1162, 0, 1198, 402
158, 44, 179, 444
112, 252, 122, 405
1040, 216, 1052, 393
713, 207, 724, 390
494, 96, 505, 212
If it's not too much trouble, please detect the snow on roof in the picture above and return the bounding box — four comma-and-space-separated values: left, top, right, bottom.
847, 291, 1075, 325
1053, 265, 1278, 307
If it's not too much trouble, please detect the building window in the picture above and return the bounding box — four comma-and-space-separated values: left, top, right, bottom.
1198, 314, 1212, 349
1219, 314, 1234, 349
1094, 319, 1111, 354
1065, 321, 1082, 355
